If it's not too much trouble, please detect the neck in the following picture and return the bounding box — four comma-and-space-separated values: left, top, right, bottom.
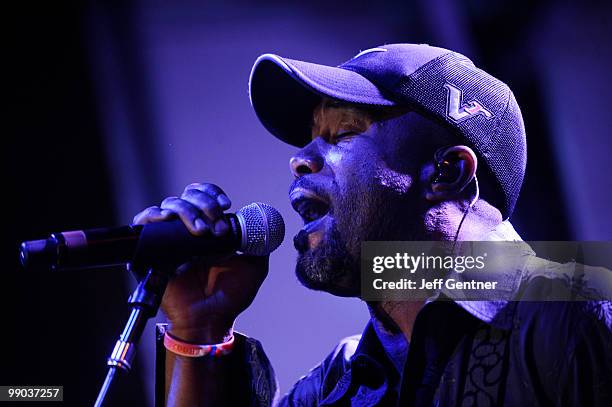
371, 199, 503, 342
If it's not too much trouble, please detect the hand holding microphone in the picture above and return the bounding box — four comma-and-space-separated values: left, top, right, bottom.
134, 182, 282, 343
21, 182, 284, 344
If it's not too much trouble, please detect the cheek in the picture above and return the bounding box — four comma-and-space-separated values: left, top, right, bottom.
325, 142, 377, 191
375, 136, 421, 195
326, 138, 415, 206
374, 167, 413, 194
335, 155, 379, 196
325, 149, 343, 166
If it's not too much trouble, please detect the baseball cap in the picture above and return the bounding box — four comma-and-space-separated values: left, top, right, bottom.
248, 43, 526, 219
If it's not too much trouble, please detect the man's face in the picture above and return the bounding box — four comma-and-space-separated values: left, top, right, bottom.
289, 100, 446, 296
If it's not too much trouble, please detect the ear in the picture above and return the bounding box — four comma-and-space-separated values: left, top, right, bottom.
424, 145, 477, 201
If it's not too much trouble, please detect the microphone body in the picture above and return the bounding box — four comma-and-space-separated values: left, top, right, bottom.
20, 202, 285, 271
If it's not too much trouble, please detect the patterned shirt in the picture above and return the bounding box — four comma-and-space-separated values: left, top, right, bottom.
155, 222, 612, 406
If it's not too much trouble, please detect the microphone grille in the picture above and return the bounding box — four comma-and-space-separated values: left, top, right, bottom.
236, 202, 285, 256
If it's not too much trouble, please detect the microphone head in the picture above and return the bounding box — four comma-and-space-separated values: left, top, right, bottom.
236, 202, 285, 256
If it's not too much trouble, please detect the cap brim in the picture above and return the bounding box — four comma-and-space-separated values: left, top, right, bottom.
249, 54, 395, 147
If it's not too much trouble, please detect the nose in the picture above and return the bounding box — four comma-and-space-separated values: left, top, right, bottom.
290, 141, 324, 177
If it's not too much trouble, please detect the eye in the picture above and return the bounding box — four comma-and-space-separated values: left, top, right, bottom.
332, 131, 357, 144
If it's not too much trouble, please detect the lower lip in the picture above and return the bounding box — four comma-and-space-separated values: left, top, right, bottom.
303, 213, 330, 234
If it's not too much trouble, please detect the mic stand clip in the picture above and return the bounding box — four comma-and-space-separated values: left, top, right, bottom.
94, 266, 169, 407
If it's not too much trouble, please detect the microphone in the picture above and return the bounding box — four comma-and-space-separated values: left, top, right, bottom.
20, 202, 285, 271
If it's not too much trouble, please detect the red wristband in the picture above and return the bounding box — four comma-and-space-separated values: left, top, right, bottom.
163, 331, 234, 357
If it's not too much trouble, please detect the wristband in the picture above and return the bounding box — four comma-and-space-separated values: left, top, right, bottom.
163, 331, 234, 357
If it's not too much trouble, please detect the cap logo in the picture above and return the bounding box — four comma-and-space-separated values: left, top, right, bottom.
444, 83, 493, 123
350, 47, 387, 61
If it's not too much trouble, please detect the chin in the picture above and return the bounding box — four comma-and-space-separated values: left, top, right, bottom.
295, 254, 360, 297
293, 221, 361, 297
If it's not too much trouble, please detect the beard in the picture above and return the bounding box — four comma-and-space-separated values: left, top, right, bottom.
294, 179, 421, 297
294, 220, 358, 296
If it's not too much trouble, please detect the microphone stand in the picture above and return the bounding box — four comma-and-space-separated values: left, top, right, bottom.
94, 266, 169, 407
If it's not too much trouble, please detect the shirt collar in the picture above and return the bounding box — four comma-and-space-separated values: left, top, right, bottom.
437, 220, 531, 330
365, 221, 529, 380
370, 313, 408, 374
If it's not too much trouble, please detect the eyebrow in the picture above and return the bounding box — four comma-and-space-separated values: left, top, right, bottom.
311, 106, 373, 140
311, 100, 411, 136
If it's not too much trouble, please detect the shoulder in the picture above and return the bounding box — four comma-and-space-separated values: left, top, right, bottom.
509, 301, 612, 401
515, 300, 611, 338
515, 300, 611, 333
324, 334, 362, 367
512, 301, 612, 365
277, 334, 361, 407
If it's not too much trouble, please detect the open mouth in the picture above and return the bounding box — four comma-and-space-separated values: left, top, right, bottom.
290, 188, 331, 225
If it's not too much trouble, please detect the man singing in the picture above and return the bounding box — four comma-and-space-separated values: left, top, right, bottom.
134, 44, 611, 406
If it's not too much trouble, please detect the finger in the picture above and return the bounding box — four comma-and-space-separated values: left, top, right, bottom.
160, 196, 209, 235
184, 183, 232, 210
181, 189, 229, 236
132, 206, 174, 225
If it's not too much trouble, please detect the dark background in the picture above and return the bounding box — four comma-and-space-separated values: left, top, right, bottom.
5, 0, 611, 405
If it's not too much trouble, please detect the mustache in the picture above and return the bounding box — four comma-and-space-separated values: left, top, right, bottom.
288, 177, 331, 202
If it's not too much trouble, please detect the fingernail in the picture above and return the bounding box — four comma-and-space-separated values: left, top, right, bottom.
214, 219, 229, 235
194, 218, 207, 232
217, 195, 231, 208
